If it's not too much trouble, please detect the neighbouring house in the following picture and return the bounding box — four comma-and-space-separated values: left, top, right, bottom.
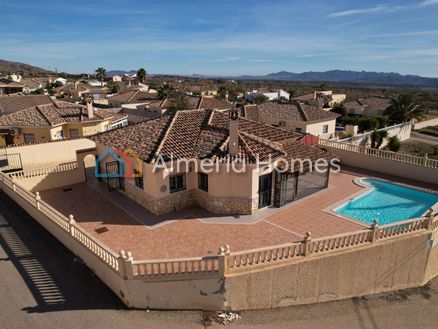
88, 80, 107, 87
245, 88, 290, 102
185, 85, 219, 97
117, 95, 232, 123
107, 89, 159, 107
111, 75, 122, 82
0, 95, 53, 116
53, 77, 67, 85
293, 91, 347, 110
56, 82, 91, 99
0, 78, 24, 95
242, 102, 340, 138
7, 73, 22, 83
161, 96, 232, 111
0, 99, 127, 146
89, 108, 331, 216
343, 97, 391, 116
119, 100, 165, 123
21, 78, 51, 94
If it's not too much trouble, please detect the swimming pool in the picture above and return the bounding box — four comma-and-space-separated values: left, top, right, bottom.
335, 179, 438, 225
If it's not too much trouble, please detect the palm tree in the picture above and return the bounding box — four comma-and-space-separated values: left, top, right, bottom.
137, 68, 146, 83
157, 84, 175, 100
370, 130, 388, 149
384, 94, 425, 124
95, 67, 106, 87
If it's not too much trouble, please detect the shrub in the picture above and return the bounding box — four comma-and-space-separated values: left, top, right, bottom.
358, 117, 380, 132
387, 136, 401, 152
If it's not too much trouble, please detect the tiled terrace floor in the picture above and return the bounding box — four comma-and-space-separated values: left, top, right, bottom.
40, 167, 438, 260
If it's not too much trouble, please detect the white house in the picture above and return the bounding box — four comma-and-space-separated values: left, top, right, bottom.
53, 77, 67, 85
245, 88, 290, 102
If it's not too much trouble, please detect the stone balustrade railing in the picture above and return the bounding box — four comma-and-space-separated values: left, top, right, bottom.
0, 172, 121, 275
1, 170, 437, 281
9, 161, 79, 179
227, 215, 435, 273
130, 256, 221, 280
318, 139, 438, 168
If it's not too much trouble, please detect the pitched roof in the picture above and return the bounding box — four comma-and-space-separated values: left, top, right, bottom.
198, 97, 231, 110
250, 102, 340, 122
90, 109, 328, 165
0, 101, 126, 127
0, 95, 53, 115
160, 96, 231, 111
108, 90, 159, 104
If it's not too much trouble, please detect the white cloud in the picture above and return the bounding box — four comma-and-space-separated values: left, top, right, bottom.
420, 0, 438, 6
328, 5, 403, 17
329, 1, 438, 18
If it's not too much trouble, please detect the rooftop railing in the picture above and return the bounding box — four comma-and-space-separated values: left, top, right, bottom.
9, 161, 79, 179
318, 139, 438, 169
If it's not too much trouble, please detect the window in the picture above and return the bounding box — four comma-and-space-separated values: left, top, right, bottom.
198, 172, 208, 192
134, 169, 143, 189
169, 173, 186, 193
295, 127, 302, 133
69, 129, 79, 138
322, 124, 329, 134
23, 133, 35, 144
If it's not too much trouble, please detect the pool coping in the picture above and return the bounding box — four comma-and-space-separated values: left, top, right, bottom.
322, 176, 438, 228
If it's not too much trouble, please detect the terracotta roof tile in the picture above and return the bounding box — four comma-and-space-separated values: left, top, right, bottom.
90, 109, 329, 166
0, 95, 53, 115
253, 102, 340, 122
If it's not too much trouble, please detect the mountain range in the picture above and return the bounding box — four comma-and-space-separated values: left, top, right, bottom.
235, 70, 438, 88
0, 59, 53, 76
1, 59, 438, 88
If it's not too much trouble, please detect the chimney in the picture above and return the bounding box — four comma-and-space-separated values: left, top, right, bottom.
229, 104, 239, 156
86, 98, 94, 119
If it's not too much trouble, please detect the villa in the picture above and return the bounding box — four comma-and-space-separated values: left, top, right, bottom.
88, 108, 331, 215
245, 88, 291, 101
293, 90, 347, 109
0, 98, 127, 146
243, 101, 340, 138
344, 96, 391, 116
0, 78, 24, 95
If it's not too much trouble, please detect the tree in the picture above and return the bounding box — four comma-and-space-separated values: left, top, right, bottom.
95, 67, 106, 87
370, 130, 388, 149
107, 81, 120, 94
254, 94, 269, 104
387, 136, 401, 152
332, 104, 347, 116
137, 68, 146, 83
287, 89, 295, 100
319, 83, 329, 91
168, 92, 189, 112
358, 116, 380, 132
45, 81, 63, 96
384, 94, 425, 124
279, 96, 289, 103
157, 84, 175, 100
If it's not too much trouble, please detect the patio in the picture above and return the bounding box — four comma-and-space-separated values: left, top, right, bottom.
39, 166, 438, 260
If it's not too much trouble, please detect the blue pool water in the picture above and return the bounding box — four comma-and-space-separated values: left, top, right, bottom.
335, 179, 438, 225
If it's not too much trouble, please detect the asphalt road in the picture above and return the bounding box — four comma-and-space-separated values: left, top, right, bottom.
1, 191, 438, 329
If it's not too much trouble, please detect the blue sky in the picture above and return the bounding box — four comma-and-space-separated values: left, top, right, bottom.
1, 0, 438, 76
